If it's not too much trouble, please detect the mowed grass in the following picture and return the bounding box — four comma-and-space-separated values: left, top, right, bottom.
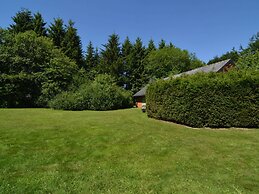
0, 109, 259, 194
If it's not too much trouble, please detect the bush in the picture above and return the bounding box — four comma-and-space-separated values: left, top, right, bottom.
49, 74, 132, 111
0, 73, 39, 107
146, 70, 259, 128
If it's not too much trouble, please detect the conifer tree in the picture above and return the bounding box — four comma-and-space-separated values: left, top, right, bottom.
94, 48, 100, 66
158, 39, 166, 49
85, 41, 95, 71
129, 37, 146, 93
100, 34, 122, 83
48, 18, 65, 48
146, 39, 156, 54
61, 20, 84, 67
33, 12, 47, 36
121, 37, 133, 89
9, 9, 34, 33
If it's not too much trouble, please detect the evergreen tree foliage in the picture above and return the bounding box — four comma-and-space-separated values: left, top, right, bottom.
33, 12, 47, 36
247, 32, 259, 53
85, 41, 95, 70
100, 34, 122, 84
94, 48, 100, 67
121, 37, 133, 89
207, 49, 239, 64
129, 37, 146, 93
158, 39, 166, 49
9, 9, 34, 33
61, 20, 84, 67
146, 39, 156, 54
48, 18, 65, 48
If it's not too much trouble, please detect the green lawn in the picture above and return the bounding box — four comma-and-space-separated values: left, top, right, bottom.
0, 108, 258, 194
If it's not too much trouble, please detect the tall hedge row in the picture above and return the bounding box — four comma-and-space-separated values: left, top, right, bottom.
146, 70, 259, 128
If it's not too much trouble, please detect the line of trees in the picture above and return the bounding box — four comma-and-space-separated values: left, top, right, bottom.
1, 8, 258, 109
1, 9, 204, 93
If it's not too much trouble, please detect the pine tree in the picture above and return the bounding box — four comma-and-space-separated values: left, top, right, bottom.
33, 12, 47, 36
9, 9, 34, 33
121, 37, 133, 89
146, 39, 156, 54
100, 34, 122, 83
129, 37, 146, 93
85, 41, 95, 71
158, 39, 166, 49
94, 47, 100, 67
61, 20, 84, 67
48, 18, 65, 48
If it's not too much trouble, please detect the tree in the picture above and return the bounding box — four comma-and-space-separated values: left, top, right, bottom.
85, 41, 95, 71
207, 48, 239, 64
99, 34, 122, 84
237, 50, 259, 70
121, 37, 133, 89
129, 37, 146, 93
158, 39, 166, 49
48, 18, 65, 48
144, 47, 203, 79
0, 31, 78, 107
33, 12, 47, 36
9, 9, 34, 33
61, 20, 84, 67
146, 39, 156, 54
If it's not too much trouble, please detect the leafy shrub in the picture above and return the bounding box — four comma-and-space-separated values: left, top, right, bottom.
49, 74, 132, 111
146, 70, 259, 128
0, 73, 39, 107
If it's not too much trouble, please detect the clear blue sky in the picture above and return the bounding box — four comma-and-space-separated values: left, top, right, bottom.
1, 0, 259, 62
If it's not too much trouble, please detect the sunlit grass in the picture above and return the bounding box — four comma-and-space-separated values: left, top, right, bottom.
0, 108, 258, 193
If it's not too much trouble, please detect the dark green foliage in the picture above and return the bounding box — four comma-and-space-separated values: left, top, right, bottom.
9, 9, 34, 33
237, 50, 259, 70
128, 37, 146, 93
146, 70, 259, 128
0, 31, 78, 107
144, 47, 204, 79
85, 41, 95, 71
121, 37, 133, 89
99, 34, 123, 84
208, 49, 240, 64
0, 73, 39, 107
48, 18, 65, 48
146, 39, 156, 54
33, 12, 47, 36
158, 39, 166, 49
49, 74, 132, 111
248, 32, 259, 53
61, 20, 84, 67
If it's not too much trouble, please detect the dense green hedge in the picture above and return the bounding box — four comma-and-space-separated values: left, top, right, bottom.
146, 70, 259, 128
49, 74, 132, 111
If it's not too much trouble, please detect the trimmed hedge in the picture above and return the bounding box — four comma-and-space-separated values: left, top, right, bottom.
146, 70, 259, 128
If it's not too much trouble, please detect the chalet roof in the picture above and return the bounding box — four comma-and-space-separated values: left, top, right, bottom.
166, 59, 232, 79
133, 85, 147, 97
134, 59, 233, 97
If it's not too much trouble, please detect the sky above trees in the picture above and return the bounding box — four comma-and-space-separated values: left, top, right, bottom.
1, 0, 259, 62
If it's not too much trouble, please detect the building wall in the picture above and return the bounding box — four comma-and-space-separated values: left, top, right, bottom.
135, 96, 145, 108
